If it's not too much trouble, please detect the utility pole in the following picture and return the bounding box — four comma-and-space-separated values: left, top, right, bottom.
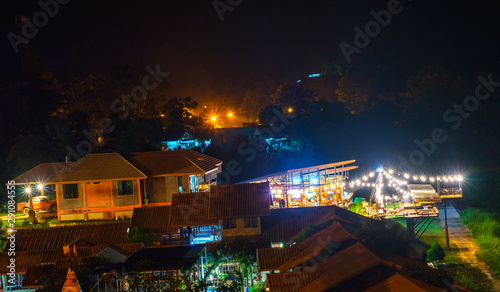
444, 199, 450, 251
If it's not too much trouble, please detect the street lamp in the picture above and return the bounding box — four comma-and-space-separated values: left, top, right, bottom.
287, 107, 293, 113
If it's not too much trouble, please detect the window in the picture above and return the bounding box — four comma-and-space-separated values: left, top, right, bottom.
244, 217, 258, 228
118, 180, 134, 196
63, 184, 78, 199
178, 176, 183, 193
223, 218, 237, 229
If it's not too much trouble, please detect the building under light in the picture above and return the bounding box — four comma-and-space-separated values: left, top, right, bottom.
241, 160, 358, 208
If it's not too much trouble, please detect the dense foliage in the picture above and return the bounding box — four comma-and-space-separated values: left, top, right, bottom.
126, 227, 156, 246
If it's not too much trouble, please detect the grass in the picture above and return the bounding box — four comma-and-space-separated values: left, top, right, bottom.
395, 217, 461, 263
460, 208, 500, 278
0, 213, 130, 228
348, 202, 367, 215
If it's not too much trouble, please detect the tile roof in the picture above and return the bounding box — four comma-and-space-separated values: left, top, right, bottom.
7, 221, 131, 252
260, 206, 342, 243
0, 243, 142, 274
208, 182, 271, 219
12, 162, 72, 184
123, 153, 204, 177
257, 245, 306, 271
276, 222, 358, 272
47, 153, 146, 183
301, 242, 410, 292
125, 150, 222, 174
170, 149, 222, 172
365, 273, 443, 292
266, 270, 323, 292
125, 244, 206, 271
260, 205, 368, 244
129, 205, 178, 234
266, 241, 412, 292
170, 193, 219, 227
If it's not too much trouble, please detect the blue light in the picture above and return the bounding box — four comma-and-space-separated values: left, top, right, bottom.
311, 178, 318, 184
308, 73, 320, 78
293, 178, 301, 184
376, 167, 383, 172
297, 80, 301, 83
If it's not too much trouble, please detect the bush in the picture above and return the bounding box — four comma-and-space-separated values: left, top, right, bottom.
126, 227, 155, 246
427, 241, 445, 262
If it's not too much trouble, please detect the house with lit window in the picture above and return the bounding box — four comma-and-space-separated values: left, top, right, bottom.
128, 182, 271, 245
12, 150, 222, 221
46, 152, 147, 221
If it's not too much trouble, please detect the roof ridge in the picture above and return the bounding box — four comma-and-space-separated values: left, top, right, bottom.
12, 162, 72, 184
115, 153, 148, 178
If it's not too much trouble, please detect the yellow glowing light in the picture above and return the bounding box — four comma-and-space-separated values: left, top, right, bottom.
211, 116, 216, 121
25, 187, 32, 194
287, 107, 293, 113
37, 184, 44, 191
228, 113, 233, 117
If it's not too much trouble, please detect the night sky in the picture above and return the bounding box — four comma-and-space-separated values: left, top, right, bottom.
3, 0, 500, 102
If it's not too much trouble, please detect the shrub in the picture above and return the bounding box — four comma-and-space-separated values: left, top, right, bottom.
427, 241, 445, 262
126, 227, 155, 246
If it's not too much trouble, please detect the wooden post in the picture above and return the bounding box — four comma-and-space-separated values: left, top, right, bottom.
444, 200, 450, 251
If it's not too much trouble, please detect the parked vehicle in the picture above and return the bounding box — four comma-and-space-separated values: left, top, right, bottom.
17, 196, 57, 214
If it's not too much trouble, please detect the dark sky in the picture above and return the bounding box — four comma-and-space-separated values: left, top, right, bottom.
2, 0, 500, 102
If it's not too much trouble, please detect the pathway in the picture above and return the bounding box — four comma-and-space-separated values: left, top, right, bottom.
438, 203, 500, 290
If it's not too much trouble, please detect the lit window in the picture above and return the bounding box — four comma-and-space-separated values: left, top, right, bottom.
178, 176, 183, 193
63, 184, 78, 199
118, 180, 134, 196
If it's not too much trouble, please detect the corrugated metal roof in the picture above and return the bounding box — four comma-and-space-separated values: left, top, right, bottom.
12, 162, 72, 184
208, 182, 271, 219
170, 193, 219, 227
129, 205, 178, 234
7, 221, 131, 252
257, 245, 306, 271
48, 153, 146, 183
